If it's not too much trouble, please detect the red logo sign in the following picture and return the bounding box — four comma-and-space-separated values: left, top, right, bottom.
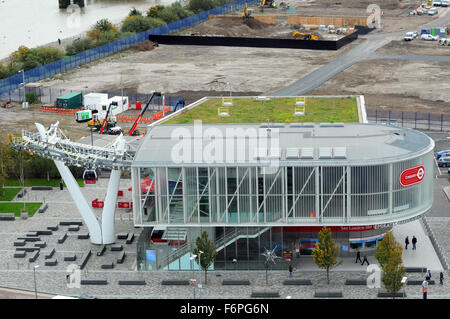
400, 165, 425, 187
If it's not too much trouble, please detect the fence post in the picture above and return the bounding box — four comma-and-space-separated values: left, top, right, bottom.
375, 109, 378, 123
388, 110, 391, 125
441, 114, 443, 132
401, 111, 404, 127
428, 113, 431, 130
414, 112, 417, 129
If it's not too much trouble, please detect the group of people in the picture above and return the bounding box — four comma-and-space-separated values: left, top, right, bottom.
355, 251, 370, 265
422, 270, 445, 299
404, 236, 418, 250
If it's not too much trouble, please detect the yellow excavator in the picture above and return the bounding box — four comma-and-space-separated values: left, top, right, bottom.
292, 31, 318, 40
242, 1, 253, 20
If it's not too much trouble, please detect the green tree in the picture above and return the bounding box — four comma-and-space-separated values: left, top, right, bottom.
66, 38, 95, 56
312, 226, 343, 284
94, 19, 117, 33
25, 91, 40, 104
375, 231, 405, 298
129, 7, 142, 16
193, 231, 217, 285
121, 16, 166, 33
146, 5, 165, 18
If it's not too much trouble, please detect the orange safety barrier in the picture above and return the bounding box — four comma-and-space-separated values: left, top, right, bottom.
116, 115, 153, 123
41, 107, 78, 114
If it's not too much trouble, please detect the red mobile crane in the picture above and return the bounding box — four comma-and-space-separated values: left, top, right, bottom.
127, 92, 161, 136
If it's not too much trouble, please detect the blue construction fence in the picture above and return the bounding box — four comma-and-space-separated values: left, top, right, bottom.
367, 108, 450, 132
0, 0, 258, 95
0, 86, 183, 111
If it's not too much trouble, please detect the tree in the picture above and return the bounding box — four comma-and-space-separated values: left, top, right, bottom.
193, 231, 217, 285
261, 247, 280, 285
94, 19, 117, 33
121, 16, 166, 33
375, 231, 406, 298
312, 226, 343, 284
128, 7, 142, 16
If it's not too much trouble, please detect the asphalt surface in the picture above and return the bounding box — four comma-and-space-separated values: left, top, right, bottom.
271, 8, 450, 96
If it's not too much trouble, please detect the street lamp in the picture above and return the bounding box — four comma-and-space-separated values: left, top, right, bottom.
19, 69, 25, 105
189, 254, 197, 299
33, 265, 39, 299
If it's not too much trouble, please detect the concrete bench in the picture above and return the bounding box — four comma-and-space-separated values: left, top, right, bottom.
0, 213, 15, 220
29, 250, 39, 262
344, 279, 367, 285
222, 280, 251, 285
34, 241, 47, 248
32, 230, 52, 236
117, 251, 126, 264
47, 225, 58, 231
101, 263, 114, 269
78, 233, 89, 239
407, 280, 435, 285
405, 267, 426, 273
38, 203, 48, 214
80, 280, 107, 285
45, 248, 56, 259
59, 221, 83, 226
17, 189, 26, 198
68, 226, 79, 232
14, 251, 26, 258
79, 250, 91, 270
13, 240, 26, 247
117, 233, 128, 240
377, 291, 406, 298
64, 254, 76, 261
17, 237, 40, 242
314, 290, 343, 298
16, 247, 40, 252
111, 245, 123, 251
161, 280, 190, 286
118, 280, 146, 285
97, 245, 106, 256
45, 258, 57, 266
26, 231, 38, 237
283, 279, 312, 285
126, 233, 134, 244
251, 291, 280, 298
58, 233, 68, 244
31, 186, 53, 191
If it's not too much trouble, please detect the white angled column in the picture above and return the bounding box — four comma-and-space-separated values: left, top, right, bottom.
54, 160, 103, 244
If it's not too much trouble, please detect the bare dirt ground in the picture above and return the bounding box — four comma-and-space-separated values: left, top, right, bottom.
377, 39, 450, 56
178, 16, 334, 40
38, 43, 354, 94
309, 59, 450, 112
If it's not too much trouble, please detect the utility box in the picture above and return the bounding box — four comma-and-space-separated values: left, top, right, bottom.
56, 92, 83, 109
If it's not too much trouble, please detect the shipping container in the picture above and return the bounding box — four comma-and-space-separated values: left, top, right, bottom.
84, 93, 109, 111
56, 91, 83, 109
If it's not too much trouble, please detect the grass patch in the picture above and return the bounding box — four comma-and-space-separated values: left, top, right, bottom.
163, 97, 359, 125
5, 178, 84, 187
0, 188, 22, 201
0, 203, 42, 217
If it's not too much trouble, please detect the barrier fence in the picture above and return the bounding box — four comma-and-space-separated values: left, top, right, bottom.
0, 0, 258, 95
367, 109, 450, 132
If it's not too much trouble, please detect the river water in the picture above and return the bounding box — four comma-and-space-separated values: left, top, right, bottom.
0, 0, 180, 60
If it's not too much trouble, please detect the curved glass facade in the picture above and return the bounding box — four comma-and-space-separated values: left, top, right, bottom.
132, 149, 434, 227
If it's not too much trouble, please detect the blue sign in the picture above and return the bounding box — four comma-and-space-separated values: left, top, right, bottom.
146, 249, 156, 262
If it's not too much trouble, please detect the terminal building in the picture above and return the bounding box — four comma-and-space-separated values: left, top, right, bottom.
131, 122, 434, 271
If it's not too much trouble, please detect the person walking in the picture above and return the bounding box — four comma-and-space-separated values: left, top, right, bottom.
355, 251, 362, 264
426, 270, 432, 281
405, 236, 409, 250
361, 255, 369, 266
412, 236, 417, 250
440, 272, 444, 285
422, 279, 428, 299
289, 264, 293, 278
58, 38, 61, 45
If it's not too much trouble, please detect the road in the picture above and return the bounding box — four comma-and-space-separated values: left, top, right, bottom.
271, 8, 450, 96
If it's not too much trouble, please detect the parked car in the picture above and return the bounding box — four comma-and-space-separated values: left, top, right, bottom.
442, 0, 450, 7
318, 24, 327, 31
421, 34, 439, 40
404, 32, 418, 41
436, 150, 450, 159
437, 156, 450, 167
428, 7, 438, 15
434, 0, 442, 6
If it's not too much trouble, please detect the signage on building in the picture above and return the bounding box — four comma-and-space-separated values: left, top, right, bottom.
400, 165, 425, 187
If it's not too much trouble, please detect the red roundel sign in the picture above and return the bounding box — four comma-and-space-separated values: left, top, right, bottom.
400, 165, 425, 187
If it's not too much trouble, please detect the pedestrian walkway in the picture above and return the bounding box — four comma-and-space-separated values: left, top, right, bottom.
391, 220, 443, 272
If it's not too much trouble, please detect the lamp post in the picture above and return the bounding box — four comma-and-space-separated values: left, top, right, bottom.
19, 69, 25, 104
198, 250, 203, 299
33, 265, 39, 299
189, 254, 197, 299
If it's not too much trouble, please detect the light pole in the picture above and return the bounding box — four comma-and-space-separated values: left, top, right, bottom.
33, 265, 39, 299
189, 254, 197, 299
198, 250, 203, 299
19, 69, 25, 103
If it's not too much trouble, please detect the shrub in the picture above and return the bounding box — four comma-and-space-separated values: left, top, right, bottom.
66, 38, 95, 56
188, 0, 217, 13
94, 19, 118, 33
10, 46, 65, 71
157, 5, 194, 23
25, 91, 40, 104
121, 16, 166, 33
129, 7, 142, 16
146, 5, 165, 18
